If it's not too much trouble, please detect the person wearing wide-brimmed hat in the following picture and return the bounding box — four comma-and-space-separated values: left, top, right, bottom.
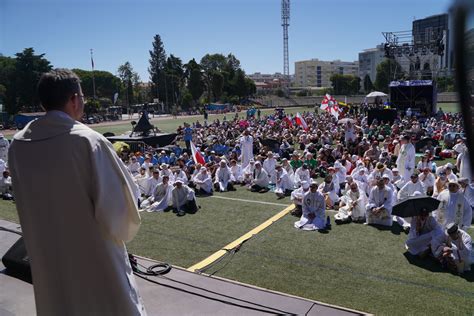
434, 180, 472, 231
431, 223, 472, 274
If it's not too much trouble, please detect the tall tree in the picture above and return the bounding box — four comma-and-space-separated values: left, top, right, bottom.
374, 59, 405, 93
0, 56, 16, 113
148, 34, 167, 100
164, 55, 184, 107
330, 74, 360, 95
117, 61, 139, 106
15, 48, 52, 112
233, 69, 247, 99
200, 54, 227, 101
363, 74, 375, 93
185, 58, 204, 104
211, 71, 224, 101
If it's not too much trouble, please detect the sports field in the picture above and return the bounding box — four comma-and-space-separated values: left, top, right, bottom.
1, 101, 472, 315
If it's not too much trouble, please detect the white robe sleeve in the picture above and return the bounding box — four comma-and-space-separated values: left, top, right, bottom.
91, 139, 141, 243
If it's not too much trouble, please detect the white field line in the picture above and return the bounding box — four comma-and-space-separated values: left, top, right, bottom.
209, 195, 338, 213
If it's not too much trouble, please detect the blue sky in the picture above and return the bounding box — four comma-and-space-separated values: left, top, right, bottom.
1, 0, 452, 82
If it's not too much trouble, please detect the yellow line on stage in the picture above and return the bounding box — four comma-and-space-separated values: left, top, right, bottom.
187, 204, 294, 273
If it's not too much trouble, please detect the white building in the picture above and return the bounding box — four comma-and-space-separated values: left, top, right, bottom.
294, 59, 359, 88
358, 45, 385, 84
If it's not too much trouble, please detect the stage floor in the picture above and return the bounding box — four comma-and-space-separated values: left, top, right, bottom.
0, 220, 364, 315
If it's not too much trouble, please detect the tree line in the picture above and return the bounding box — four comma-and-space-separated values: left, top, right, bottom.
0, 35, 256, 115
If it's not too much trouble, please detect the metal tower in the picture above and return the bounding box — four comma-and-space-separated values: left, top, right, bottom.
281, 0, 290, 89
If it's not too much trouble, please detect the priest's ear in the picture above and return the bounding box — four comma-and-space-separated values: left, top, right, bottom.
453, 0, 474, 170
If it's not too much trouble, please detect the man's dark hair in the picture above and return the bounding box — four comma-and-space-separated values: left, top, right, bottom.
37, 68, 81, 111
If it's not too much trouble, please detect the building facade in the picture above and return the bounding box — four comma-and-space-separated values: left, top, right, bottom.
358, 45, 385, 84
294, 59, 359, 88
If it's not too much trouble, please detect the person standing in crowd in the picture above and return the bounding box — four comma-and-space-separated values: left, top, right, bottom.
396, 135, 416, 182
8, 69, 145, 315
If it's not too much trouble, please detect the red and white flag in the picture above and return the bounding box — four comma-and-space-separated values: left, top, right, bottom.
321, 94, 341, 119
295, 112, 308, 131
190, 141, 206, 165
283, 115, 293, 128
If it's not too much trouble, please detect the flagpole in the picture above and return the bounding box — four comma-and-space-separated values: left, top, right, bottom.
90, 49, 97, 100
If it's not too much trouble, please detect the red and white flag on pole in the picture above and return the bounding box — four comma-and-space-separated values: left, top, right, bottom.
321, 94, 341, 119
190, 141, 206, 165
295, 112, 308, 131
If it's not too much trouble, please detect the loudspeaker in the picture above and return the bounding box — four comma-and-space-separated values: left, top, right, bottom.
2, 237, 32, 283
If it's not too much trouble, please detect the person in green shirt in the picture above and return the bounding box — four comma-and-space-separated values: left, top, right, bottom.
303, 152, 318, 175
290, 151, 303, 170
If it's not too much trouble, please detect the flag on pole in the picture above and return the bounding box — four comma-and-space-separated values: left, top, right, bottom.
321, 94, 342, 119
295, 112, 308, 131
190, 141, 206, 165
91, 54, 95, 70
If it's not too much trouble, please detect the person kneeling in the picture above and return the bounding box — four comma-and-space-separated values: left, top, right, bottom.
249, 161, 269, 193
366, 177, 393, 226
335, 181, 367, 224
294, 180, 327, 231
431, 223, 472, 274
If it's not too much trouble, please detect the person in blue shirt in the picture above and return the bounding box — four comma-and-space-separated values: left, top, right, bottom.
157, 150, 170, 165
183, 123, 193, 152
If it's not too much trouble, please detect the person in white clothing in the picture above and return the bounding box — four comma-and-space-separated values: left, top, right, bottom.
294, 164, 311, 188
318, 174, 340, 209
172, 179, 198, 216
366, 177, 394, 226
229, 159, 243, 184
127, 156, 141, 176
419, 167, 435, 196
8, 69, 145, 315
173, 167, 189, 185
335, 181, 367, 224
291, 181, 310, 216
140, 175, 172, 212
405, 208, 442, 256
431, 223, 472, 274
0, 133, 9, 162
0, 170, 12, 196
214, 160, 234, 192
275, 164, 292, 198
242, 160, 256, 185
263, 151, 277, 184
144, 169, 161, 198
294, 180, 327, 231
193, 167, 213, 195
435, 180, 472, 231
458, 178, 474, 213
250, 161, 269, 193
396, 135, 416, 182
398, 173, 425, 201
444, 163, 458, 183
239, 129, 253, 168
455, 144, 472, 182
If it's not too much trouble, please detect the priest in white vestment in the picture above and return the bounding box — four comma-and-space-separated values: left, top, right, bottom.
291, 181, 310, 216
141, 175, 172, 212
214, 160, 233, 192
172, 180, 198, 216
431, 223, 472, 273
229, 160, 243, 183
134, 167, 149, 196
127, 156, 141, 176
250, 161, 269, 192
242, 160, 256, 185
335, 181, 367, 223
8, 69, 145, 316
0, 133, 9, 162
144, 169, 161, 197
435, 181, 472, 231
456, 145, 473, 182
193, 167, 213, 195
239, 129, 254, 168
405, 209, 442, 256
275, 164, 293, 198
318, 174, 340, 208
295, 181, 327, 230
294, 164, 311, 188
396, 135, 416, 182
263, 151, 277, 184
173, 167, 189, 185
419, 168, 435, 196
366, 178, 394, 226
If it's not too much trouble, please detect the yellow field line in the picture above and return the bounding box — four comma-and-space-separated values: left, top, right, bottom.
187, 205, 294, 272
